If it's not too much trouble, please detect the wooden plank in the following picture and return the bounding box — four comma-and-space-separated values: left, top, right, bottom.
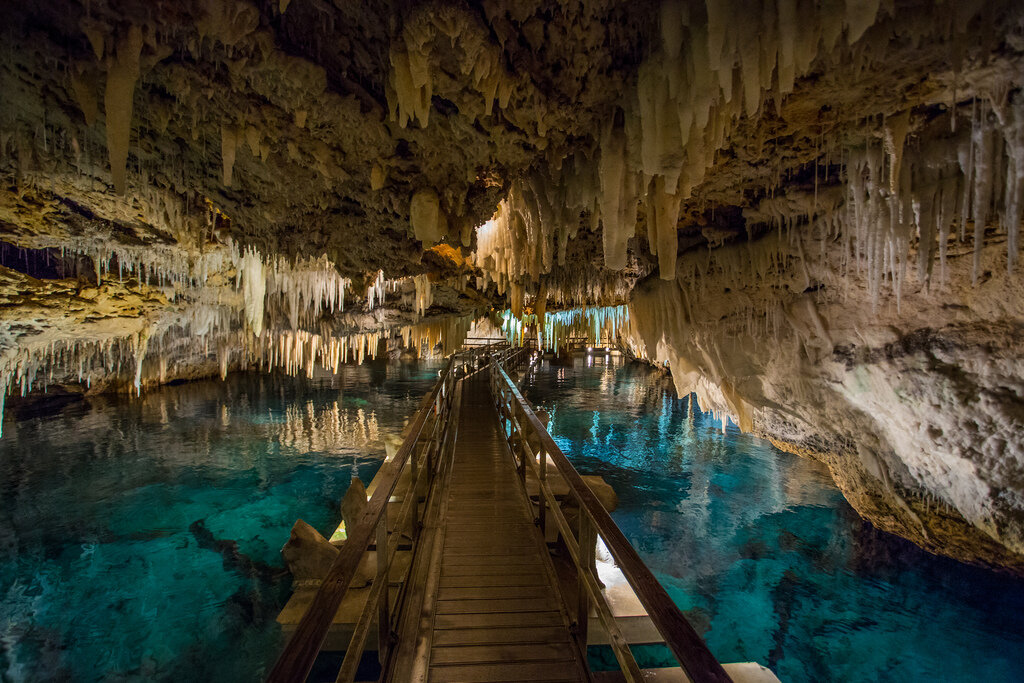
443, 544, 539, 556
446, 520, 536, 532
445, 522, 532, 531
429, 661, 582, 682
438, 585, 555, 601
444, 539, 539, 552
442, 563, 546, 577
432, 626, 571, 647
444, 527, 536, 538
446, 499, 522, 507
431, 642, 576, 665
449, 483, 508, 488
434, 611, 565, 630
449, 491, 521, 500
444, 532, 536, 543
445, 506, 525, 516
439, 573, 549, 588
440, 553, 545, 566
434, 597, 555, 614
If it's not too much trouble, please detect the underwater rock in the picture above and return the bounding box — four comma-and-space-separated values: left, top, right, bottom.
581, 475, 618, 513
340, 477, 367, 534
383, 432, 405, 461
280, 519, 338, 581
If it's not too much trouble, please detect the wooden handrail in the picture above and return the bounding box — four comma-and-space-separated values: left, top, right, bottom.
489, 358, 732, 683
267, 358, 457, 683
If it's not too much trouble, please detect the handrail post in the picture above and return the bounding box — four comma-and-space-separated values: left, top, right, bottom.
428, 396, 438, 474
576, 513, 594, 647
376, 512, 390, 665
515, 418, 526, 483
538, 444, 547, 536
410, 437, 420, 535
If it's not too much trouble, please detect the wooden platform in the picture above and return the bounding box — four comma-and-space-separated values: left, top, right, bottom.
394, 378, 588, 682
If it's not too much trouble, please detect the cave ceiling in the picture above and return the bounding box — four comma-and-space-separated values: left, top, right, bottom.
0, 0, 1017, 290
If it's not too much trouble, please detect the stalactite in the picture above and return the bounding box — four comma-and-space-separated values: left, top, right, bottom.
413, 273, 432, 316
410, 188, 445, 246
103, 25, 143, 195
221, 125, 238, 187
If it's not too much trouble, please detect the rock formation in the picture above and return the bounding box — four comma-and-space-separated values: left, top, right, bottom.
0, 0, 1022, 568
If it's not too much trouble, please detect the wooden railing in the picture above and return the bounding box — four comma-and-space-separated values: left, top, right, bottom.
460, 336, 510, 348
560, 336, 616, 352
489, 352, 733, 683
267, 349, 485, 683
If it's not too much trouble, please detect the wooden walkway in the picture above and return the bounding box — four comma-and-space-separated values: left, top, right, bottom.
411, 377, 588, 682
270, 349, 771, 683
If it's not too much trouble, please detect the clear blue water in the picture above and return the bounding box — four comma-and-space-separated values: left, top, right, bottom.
520, 355, 1024, 683
0, 361, 442, 682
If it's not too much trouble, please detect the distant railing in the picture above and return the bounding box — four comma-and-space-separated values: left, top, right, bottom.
489, 352, 732, 683
560, 336, 616, 353
267, 348, 489, 683
460, 336, 510, 348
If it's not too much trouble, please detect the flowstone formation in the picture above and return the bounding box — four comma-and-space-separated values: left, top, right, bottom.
0, 0, 1022, 568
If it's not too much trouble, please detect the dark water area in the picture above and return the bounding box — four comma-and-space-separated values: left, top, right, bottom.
0, 361, 442, 682
520, 355, 1024, 683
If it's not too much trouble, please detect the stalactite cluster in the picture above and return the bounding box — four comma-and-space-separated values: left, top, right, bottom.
0, 0, 1022, 566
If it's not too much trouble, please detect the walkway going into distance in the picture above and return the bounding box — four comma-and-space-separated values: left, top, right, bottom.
268, 344, 778, 683
406, 375, 588, 682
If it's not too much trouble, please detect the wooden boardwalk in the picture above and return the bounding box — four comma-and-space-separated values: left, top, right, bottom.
270, 350, 770, 683
408, 377, 588, 682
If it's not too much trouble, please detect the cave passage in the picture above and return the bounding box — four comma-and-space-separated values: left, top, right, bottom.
1, 0, 1023, 680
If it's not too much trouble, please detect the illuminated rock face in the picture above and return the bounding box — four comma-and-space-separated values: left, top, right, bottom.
0, 1, 1022, 565
627, 229, 1024, 569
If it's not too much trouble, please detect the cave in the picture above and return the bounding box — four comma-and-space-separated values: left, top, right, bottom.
0, 0, 1022, 681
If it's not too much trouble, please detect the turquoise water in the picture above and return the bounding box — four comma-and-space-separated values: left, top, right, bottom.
0, 361, 442, 682
521, 355, 1024, 683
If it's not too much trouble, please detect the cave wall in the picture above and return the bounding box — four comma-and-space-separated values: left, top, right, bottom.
627, 209, 1024, 568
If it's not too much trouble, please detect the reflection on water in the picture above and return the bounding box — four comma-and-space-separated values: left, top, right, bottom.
522, 356, 1024, 683
0, 361, 441, 682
